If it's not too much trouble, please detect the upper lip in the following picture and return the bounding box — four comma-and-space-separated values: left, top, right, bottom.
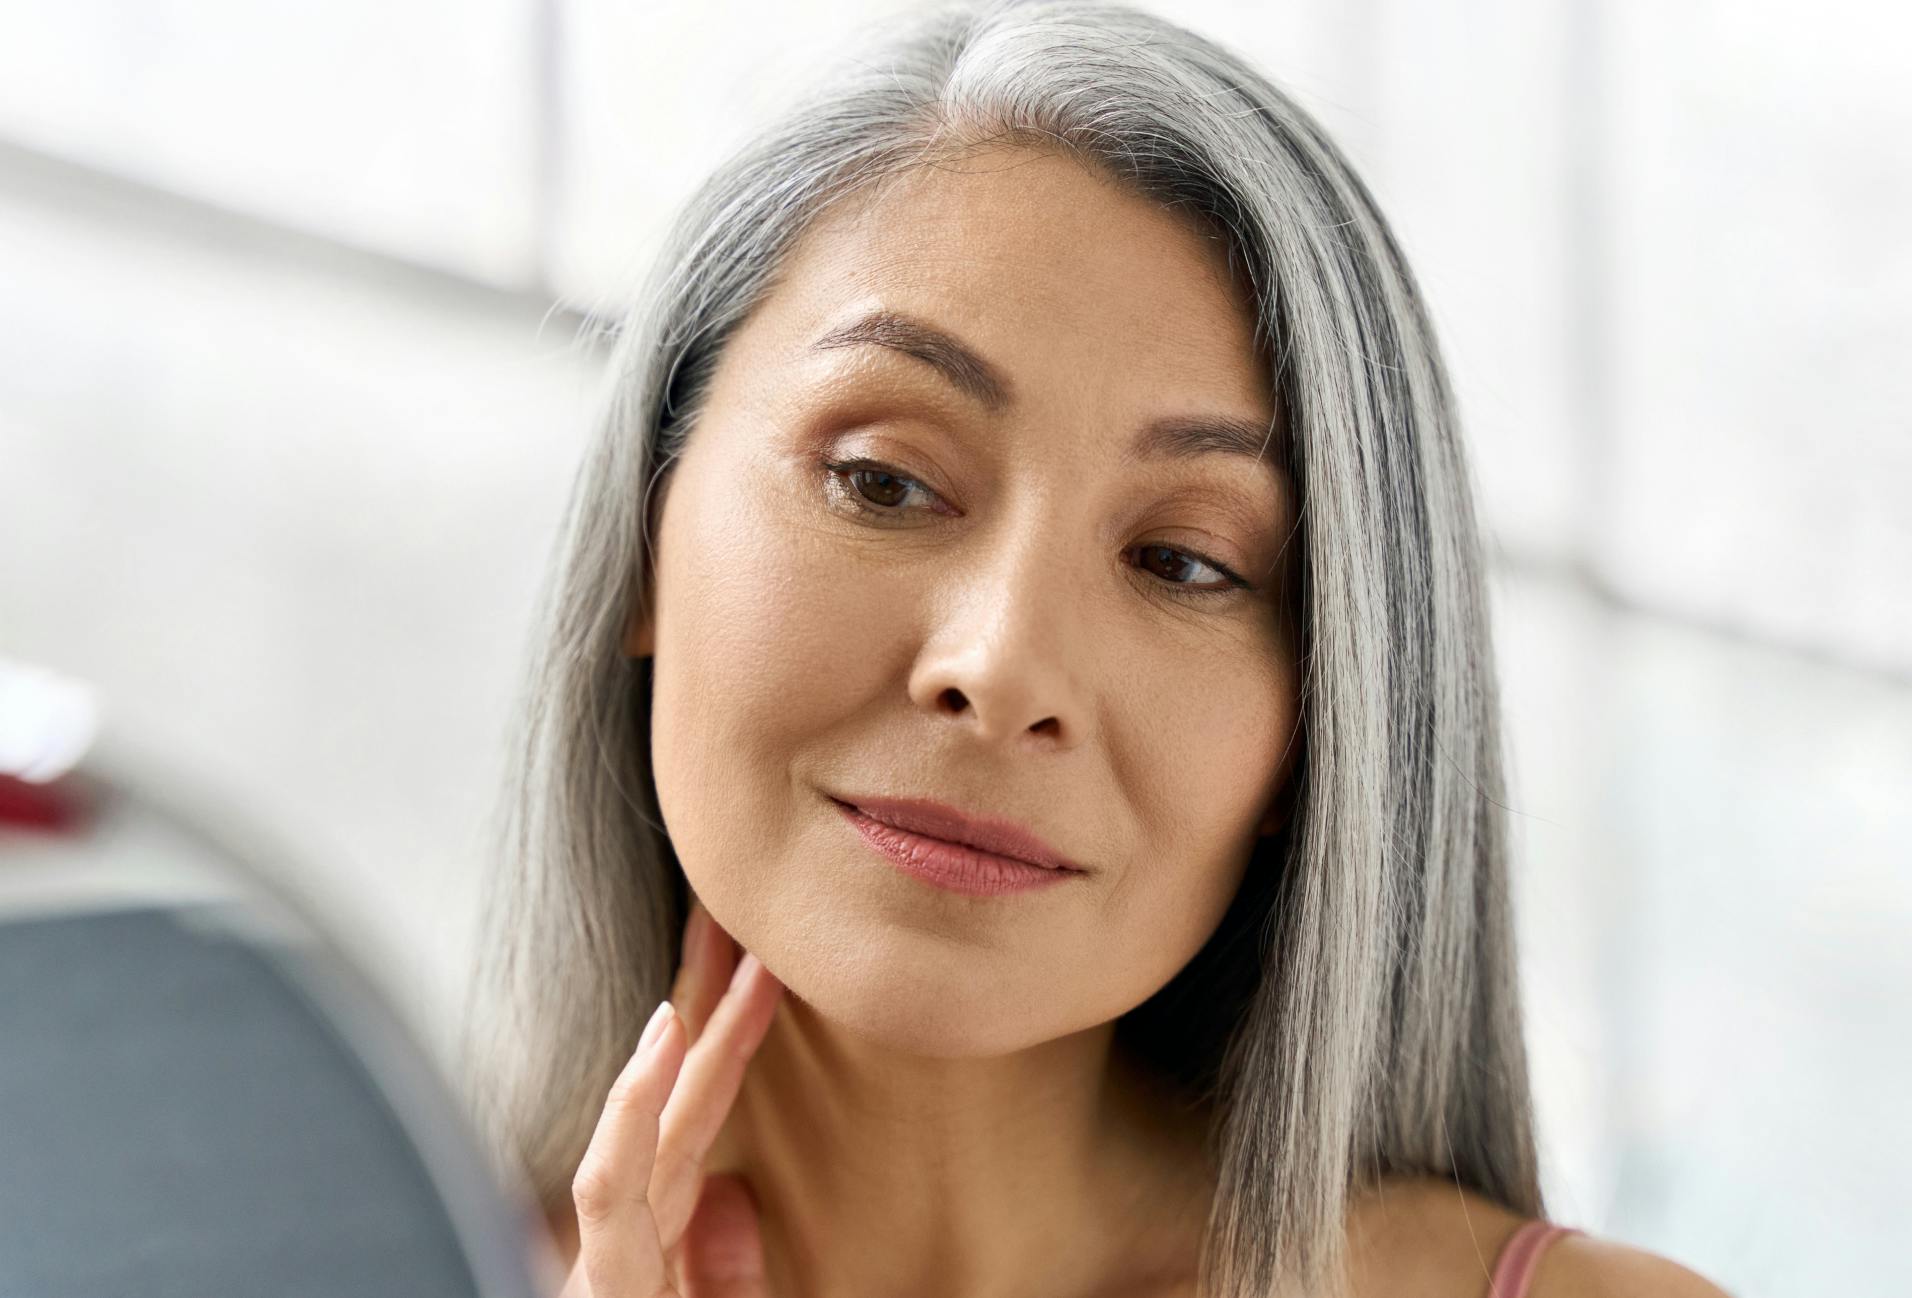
831, 793, 1087, 872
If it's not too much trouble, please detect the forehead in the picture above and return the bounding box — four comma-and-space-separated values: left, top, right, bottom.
744, 146, 1277, 422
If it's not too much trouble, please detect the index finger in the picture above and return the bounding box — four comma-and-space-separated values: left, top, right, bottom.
670, 896, 738, 1043
568, 1000, 687, 1296
649, 953, 783, 1244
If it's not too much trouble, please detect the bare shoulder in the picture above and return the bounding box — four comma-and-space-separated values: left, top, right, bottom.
1340, 1174, 1734, 1298
1531, 1233, 1735, 1298
1342, 1174, 1531, 1297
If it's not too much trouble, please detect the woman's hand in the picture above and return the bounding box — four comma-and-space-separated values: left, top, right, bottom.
558, 898, 785, 1297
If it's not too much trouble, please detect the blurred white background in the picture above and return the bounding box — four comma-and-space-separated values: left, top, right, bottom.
1, 2, 1906, 1293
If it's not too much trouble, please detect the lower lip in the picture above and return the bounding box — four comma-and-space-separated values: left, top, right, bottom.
833, 800, 1082, 897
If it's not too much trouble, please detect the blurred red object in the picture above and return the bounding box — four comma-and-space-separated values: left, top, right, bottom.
0, 772, 95, 834
0, 657, 103, 834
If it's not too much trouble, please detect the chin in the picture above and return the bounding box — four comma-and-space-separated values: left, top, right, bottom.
775, 942, 1076, 1059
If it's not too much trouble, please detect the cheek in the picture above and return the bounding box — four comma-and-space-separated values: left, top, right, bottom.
645, 451, 895, 917
650, 455, 889, 747
1078, 654, 1297, 1011
1169, 654, 1298, 849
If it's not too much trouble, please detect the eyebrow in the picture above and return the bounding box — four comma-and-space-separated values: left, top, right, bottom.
807, 307, 1283, 472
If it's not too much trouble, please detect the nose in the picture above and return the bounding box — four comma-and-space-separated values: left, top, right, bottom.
904, 513, 1093, 751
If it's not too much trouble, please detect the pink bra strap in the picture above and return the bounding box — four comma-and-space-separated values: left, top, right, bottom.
1487, 1221, 1581, 1298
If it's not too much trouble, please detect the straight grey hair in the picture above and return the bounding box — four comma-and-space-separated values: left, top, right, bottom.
456, 2, 1543, 1294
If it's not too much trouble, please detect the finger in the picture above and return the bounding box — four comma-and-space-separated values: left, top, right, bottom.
694, 910, 741, 1031
570, 1001, 688, 1298
670, 897, 738, 1043
680, 1173, 771, 1298
666, 899, 708, 1034
650, 952, 785, 1242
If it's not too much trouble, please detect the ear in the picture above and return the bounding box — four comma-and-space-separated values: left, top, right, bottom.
1256, 736, 1303, 837
621, 595, 655, 658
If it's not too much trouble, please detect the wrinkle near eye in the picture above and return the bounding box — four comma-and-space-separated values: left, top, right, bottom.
779, 394, 1289, 573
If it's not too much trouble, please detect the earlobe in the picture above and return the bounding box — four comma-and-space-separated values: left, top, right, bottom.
622, 599, 655, 659
1257, 772, 1300, 837
1259, 723, 1305, 837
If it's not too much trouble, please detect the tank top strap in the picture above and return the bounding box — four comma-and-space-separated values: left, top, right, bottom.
1486, 1221, 1582, 1298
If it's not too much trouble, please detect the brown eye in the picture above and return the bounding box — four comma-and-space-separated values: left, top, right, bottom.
820, 457, 947, 518
848, 466, 912, 508
1131, 544, 1245, 594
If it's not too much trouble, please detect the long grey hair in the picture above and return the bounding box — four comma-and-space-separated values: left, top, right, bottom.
456, 2, 1543, 1294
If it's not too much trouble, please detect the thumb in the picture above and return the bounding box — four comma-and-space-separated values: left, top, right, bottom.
680, 1173, 771, 1298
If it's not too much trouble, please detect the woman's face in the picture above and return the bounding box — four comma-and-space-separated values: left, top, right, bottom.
630, 145, 1301, 1057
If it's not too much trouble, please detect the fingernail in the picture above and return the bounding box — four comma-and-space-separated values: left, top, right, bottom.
729, 951, 762, 991
640, 999, 675, 1051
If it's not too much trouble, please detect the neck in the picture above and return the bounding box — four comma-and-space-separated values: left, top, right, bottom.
705, 996, 1215, 1298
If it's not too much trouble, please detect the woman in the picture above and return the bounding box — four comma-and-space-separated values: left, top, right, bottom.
459, 2, 1733, 1295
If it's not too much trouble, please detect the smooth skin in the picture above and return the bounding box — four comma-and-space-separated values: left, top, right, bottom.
558, 899, 784, 1298
547, 144, 1734, 1297
549, 896, 1735, 1298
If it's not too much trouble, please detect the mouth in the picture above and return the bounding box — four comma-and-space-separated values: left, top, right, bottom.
826, 793, 1085, 871
827, 794, 1087, 898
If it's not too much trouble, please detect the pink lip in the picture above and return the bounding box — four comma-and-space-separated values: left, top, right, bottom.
829, 794, 1087, 897
832, 793, 1086, 871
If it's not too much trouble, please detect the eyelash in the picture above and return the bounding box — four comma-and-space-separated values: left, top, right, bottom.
819, 457, 1255, 598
